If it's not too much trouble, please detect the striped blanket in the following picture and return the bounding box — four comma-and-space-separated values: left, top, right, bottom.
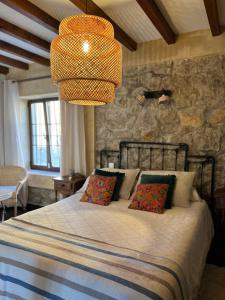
0, 218, 188, 300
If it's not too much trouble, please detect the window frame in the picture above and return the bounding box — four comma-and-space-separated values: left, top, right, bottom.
28, 98, 60, 172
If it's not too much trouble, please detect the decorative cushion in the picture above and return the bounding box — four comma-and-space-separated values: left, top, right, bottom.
80, 175, 117, 206
102, 168, 140, 200
129, 183, 169, 214
95, 169, 125, 201
191, 188, 202, 202
76, 176, 90, 194
140, 175, 176, 209
137, 171, 195, 208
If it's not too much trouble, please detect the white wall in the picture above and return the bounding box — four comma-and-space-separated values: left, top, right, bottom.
7, 63, 57, 96
7, 63, 59, 191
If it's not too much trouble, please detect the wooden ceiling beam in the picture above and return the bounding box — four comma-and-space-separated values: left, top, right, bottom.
0, 18, 50, 51
0, 0, 59, 33
203, 0, 221, 36
0, 40, 50, 66
69, 0, 137, 51
136, 0, 176, 44
0, 65, 9, 74
0, 54, 29, 69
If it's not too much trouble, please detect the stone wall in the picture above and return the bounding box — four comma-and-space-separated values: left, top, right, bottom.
96, 54, 225, 189
28, 187, 55, 206
27, 173, 55, 206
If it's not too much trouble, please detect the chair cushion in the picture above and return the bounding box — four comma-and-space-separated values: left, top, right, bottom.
0, 166, 27, 186
0, 186, 16, 198
0, 186, 17, 208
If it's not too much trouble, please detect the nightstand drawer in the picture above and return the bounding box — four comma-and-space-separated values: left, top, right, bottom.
54, 181, 71, 191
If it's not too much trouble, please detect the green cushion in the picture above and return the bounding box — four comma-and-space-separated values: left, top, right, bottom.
95, 169, 125, 201
140, 174, 176, 209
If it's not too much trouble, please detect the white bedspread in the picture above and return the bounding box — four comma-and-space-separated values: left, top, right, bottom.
16, 192, 214, 299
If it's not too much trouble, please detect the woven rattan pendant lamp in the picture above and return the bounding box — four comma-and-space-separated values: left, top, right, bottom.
50, 3, 122, 106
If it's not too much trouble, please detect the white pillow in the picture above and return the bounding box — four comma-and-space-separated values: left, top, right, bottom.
191, 188, 202, 202
76, 176, 90, 193
137, 170, 195, 208
102, 168, 140, 200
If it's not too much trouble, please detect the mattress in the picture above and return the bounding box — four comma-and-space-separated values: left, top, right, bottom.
0, 192, 214, 299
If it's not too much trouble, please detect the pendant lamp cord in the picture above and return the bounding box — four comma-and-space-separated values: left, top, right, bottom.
86, 0, 87, 14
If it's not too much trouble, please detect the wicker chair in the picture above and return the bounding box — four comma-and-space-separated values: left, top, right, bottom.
0, 166, 28, 216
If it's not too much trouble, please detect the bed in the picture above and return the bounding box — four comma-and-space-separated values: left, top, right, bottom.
0, 141, 215, 300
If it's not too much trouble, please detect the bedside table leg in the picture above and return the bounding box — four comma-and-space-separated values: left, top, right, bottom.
55, 190, 58, 202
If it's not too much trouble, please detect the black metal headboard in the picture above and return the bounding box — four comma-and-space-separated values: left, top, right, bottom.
100, 141, 189, 171
187, 155, 215, 203
119, 141, 188, 171
100, 141, 216, 202
100, 150, 120, 169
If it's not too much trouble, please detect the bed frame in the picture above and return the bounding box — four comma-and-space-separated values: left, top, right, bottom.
187, 155, 215, 207
100, 141, 216, 203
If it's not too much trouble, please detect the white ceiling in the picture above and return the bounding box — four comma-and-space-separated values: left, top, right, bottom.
28, 0, 83, 21
0, 49, 32, 63
0, 3, 55, 41
0, 0, 223, 71
156, 0, 209, 33
94, 0, 161, 42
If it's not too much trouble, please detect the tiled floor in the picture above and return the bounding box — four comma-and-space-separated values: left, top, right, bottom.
0, 205, 40, 221
198, 264, 225, 300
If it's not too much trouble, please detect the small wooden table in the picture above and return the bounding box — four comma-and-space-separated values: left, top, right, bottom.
53, 174, 86, 201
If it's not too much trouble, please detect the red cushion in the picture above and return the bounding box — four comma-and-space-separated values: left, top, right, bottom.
80, 175, 117, 206
128, 183, 169, 214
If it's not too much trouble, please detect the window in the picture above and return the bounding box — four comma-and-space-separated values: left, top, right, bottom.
28, 98, 61, 171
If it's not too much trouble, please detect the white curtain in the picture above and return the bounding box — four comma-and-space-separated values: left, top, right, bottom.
0, 80, 4, 165
60, 102, 86, 176
0, 80, 24, 167
0, 80, 27, 207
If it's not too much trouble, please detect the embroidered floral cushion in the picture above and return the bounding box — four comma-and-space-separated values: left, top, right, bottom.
80, 175, 117, 206
140, 174, 176, 209
95, 169, 125, 201
128, 183, 169, 214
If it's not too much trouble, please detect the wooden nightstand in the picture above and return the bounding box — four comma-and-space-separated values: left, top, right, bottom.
207, 188, 225, 266
53, 174, 86, 201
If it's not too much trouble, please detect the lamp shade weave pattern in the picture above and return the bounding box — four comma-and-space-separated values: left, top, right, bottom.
51, 15, 122, 105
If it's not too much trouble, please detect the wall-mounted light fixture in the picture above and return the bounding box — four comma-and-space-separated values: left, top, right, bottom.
137, 89, 172, 105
